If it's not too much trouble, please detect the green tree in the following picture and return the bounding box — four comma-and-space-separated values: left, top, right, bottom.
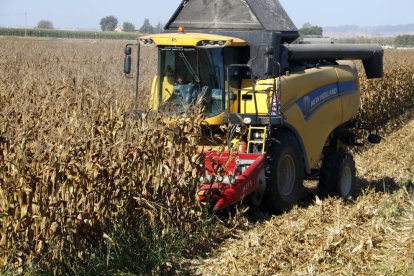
154, 22, 164, 34
37, 20, 53, 29
100, 15, 118, 31
299, 22, 323, 36
139, 18, 154, 34
394, 34, 414, 46
123, 22, 135, 32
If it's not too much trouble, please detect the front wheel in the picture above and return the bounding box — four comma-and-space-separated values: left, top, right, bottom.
319, 152, 358, 199
263, 131, 304, 213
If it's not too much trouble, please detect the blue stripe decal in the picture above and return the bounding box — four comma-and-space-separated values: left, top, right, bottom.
338, 80, 356, 96
296, 81, 356, 120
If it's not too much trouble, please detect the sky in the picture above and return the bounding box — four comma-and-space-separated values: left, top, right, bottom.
0, 0, 413, 30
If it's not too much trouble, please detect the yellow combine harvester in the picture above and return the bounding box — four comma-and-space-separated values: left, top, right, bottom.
123, 0, 383, 213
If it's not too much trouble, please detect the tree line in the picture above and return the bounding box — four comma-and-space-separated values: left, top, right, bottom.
33, 17, 163, 34
31, 19, 414, 46
99, 16, 163, 33
299, 22, 323, 36
394, 35, 414, 47
298, 23, 414, 47
335, 35, 414, 47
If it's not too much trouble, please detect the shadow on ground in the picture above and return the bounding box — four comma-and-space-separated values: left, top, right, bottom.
359, 176, 414, 194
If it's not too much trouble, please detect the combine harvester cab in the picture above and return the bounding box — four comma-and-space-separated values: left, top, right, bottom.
124, 0, 384, 213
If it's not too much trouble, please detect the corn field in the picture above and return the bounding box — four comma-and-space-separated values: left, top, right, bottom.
0, 28, 138, 40
0, 37, 413, 274
358, 50, 414, 130
0, 38, 204, 273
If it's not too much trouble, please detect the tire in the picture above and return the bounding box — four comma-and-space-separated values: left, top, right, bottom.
263, 130, 304, 213
319, 151, 357, 199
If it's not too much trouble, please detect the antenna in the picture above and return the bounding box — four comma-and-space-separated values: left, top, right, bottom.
24, 12, 27, 37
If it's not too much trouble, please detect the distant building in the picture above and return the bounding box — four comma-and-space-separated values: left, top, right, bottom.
114, 25, 123, 32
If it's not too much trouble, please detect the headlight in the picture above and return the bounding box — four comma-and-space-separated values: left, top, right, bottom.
253, 132, 262, 139
243, 117, 252, 124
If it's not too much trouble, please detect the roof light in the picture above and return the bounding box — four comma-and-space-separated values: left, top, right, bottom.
139, 38, 156, 46
178, 26, 185, 33
196, 40, 227, 48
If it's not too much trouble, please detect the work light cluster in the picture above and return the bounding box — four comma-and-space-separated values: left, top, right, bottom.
139, 38, 156, 46
197, 40, 227, 47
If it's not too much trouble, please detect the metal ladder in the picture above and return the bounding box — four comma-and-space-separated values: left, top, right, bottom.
247, 126, 267, 154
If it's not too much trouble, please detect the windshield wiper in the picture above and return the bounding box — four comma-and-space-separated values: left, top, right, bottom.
178, 51, 200, 83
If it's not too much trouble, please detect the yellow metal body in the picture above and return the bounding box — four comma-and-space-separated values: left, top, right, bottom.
141, 32, 360, 170
280, 63, 359, 168
237, 63, 359, 168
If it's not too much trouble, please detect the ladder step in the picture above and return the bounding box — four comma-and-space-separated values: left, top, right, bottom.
246, 125, 267, 154
248, 141, 265, 144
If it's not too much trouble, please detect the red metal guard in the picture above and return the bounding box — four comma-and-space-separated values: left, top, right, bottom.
197, 151, 265, 212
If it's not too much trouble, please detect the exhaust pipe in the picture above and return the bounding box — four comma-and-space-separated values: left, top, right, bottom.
286, 44, 384, 79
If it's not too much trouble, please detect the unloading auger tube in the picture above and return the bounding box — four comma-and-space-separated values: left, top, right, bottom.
285, 44, 384, 79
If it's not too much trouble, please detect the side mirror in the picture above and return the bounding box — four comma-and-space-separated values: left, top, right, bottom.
265, 56, 274, 76
264, 46, 275, 76
125, 46, 132, 55
124, 46, 132, 75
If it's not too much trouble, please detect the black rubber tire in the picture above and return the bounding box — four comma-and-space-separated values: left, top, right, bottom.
319, 151, 358, 200
263, 130, 304, 213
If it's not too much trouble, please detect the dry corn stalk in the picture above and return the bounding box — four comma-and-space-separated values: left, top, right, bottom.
0, 38, 204, 272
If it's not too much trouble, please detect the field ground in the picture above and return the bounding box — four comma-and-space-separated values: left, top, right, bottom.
0, 37, 413, 274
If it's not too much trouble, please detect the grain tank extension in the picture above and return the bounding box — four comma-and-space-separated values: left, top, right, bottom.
124, 0, 384, 213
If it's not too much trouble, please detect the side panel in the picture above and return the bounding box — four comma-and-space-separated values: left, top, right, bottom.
282, 67, 341, 168
335, 61, 360, 122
